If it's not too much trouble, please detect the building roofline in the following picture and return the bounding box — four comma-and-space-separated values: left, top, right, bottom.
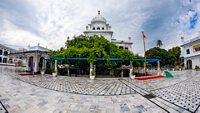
84, 30, 113, 34
180, 36, 200, 47
184, 53, 200, 59
111, 39, 133, 44
10, 50, 50, 55
0, 43, 17, 52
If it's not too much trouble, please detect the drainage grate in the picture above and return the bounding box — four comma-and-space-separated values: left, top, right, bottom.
143, 93, 156, 99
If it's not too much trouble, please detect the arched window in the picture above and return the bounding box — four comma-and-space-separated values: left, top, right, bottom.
4, 51, 8, 56
119, 46, 123, 49
102, 27, 104, 30
97, 27, 100, 30
93, 27, 95, 30
0, 49, 2, 55
0, 57, 2, 63
9, 59, 12, 63
3, 58, 7, 63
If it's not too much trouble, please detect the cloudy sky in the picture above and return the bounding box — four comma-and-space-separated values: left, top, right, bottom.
0, 0, 200, 55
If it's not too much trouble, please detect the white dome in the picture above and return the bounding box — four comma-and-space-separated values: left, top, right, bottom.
91, 11, 107, 23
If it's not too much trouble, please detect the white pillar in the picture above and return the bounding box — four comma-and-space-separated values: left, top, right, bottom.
54, 60, 58, 74
129, 61, 133, 77
12, 57, 15, 64
2, 49, 4, 57
67, 67, 70, 76
42, 58, 46, 70
34, 55, 38, 73
94, 64, 96, 73
121, 70, 123, 78
2, 49, 4, 63
157, 60, 160, 75
26, 56, 29, 71
89, 62, 93, 76
121, 65, 123, 78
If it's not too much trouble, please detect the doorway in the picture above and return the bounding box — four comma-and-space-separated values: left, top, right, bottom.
39, 57, 44, 71
28, 56, 34, 72
186, 60, 192, 69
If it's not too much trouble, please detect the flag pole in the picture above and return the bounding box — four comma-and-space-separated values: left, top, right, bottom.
142, 31, 147, 76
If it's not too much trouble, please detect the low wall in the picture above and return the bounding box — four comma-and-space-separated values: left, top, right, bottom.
0, 63, 15, 66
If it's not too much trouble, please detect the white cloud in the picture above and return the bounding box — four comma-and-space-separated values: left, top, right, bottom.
0, 0, 200, 55
0, 19, 47, 48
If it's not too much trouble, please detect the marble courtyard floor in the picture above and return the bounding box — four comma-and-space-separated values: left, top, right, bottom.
0, 66, 200, 113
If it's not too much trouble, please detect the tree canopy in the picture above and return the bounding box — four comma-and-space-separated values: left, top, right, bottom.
146, 47, 169, 66
51, 35, 141, 67
145, 46, 181, 67
156, 39, 163, 48
168, 46, 181, 66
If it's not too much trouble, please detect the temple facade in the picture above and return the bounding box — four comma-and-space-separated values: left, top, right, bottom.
83, 11, 133, 51
84, 11, 113, 41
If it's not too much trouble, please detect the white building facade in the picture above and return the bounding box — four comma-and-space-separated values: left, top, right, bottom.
0, 43, 16, 65
83, 11, 133, 51
180, 35, 200, 69
10, 44, 50, 73
84, 11, 113, 41
111, 38, 133, 50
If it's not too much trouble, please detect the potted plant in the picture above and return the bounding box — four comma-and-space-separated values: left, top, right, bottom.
52, 72, 57, 77
130, 69, 136, 79
40, 69, 45, 75
195, 65, 200, 71
52, 69, 57, 77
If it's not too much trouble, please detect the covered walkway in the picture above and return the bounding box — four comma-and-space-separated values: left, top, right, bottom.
51, 57, 161, 78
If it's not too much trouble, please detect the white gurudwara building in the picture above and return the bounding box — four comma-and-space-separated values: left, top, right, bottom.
180, 33, 200, 69
83, 11, 133, 51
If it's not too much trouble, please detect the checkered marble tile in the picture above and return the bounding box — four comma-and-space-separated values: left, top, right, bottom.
0, 66, 166, 113
1, 66, 200, 113
152, 74, 200, 112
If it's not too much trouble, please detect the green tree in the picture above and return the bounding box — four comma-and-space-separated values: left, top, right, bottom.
145, 46, 181, 67
60, 47, 64, 51
168, 46, 181, 66
51, 35, 141, 68
145, 47, 169, 66
156, 40, 163, 47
